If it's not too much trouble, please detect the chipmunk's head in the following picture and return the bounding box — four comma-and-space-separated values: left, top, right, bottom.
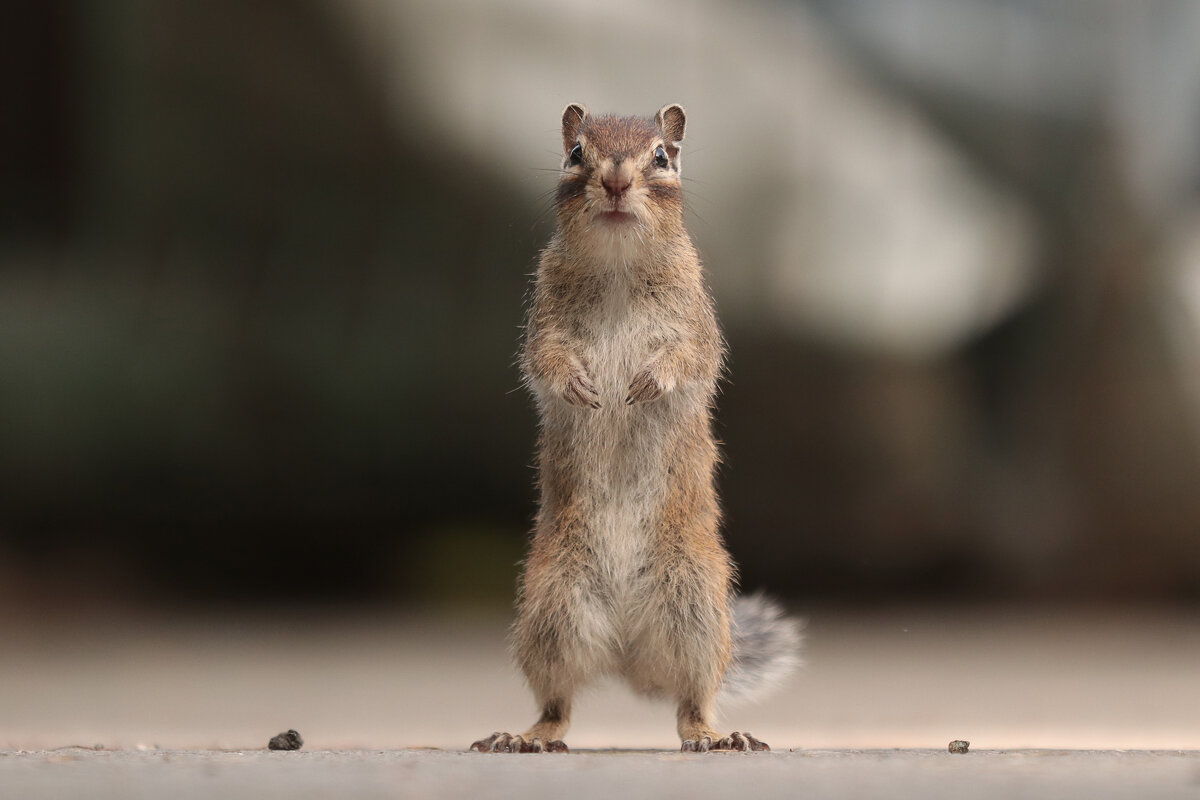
555, 103, 686, 236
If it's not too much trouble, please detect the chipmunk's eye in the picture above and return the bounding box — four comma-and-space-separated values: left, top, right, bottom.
653, 145, 669, 169
568, 143, 583, 166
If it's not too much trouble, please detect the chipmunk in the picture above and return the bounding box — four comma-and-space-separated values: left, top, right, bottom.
471, 103, 800, 754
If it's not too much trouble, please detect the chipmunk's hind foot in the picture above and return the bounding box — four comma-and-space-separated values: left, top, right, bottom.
681, 731, 769, 753
469, 732, 569, 753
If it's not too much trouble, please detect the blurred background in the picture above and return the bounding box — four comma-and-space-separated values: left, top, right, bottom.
5, 0, 1200, 614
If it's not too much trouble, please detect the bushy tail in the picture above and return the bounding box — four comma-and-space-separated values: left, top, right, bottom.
720, 593, 803, 705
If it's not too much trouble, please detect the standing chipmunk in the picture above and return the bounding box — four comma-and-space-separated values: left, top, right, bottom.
471, 103, 800, 754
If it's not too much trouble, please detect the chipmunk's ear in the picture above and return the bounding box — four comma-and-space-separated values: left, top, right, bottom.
655, 104, 686, 146
562, 103, 589, 152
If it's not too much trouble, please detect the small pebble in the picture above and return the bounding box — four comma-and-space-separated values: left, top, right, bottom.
948, 740, 970, 754
268, 730, 304, 751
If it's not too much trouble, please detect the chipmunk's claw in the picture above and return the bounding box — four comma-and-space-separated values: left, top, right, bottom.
564, 372, 601, 409
712, 732, 769, 752
625, 368, 664, 405
681, 732, 769, 753
470, 732, 569, 753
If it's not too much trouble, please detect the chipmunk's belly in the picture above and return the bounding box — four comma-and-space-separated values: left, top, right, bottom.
538, 302, 713, 669
574, 317, 671, 600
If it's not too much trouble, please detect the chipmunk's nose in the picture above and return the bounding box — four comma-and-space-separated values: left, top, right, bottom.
601, 160, 633, 199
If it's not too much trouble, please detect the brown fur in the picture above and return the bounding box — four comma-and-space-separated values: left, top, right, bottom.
472, 104, 767, 754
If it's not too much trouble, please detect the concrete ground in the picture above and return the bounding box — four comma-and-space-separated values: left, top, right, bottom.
4, 748, 1200, 800
2, 604, 1199, 796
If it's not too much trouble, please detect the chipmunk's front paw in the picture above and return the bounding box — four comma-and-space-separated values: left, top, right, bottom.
563, 371, 601, 409
681, 732, 769, 753
470, 732, 569, 753
625, 367, 666, 405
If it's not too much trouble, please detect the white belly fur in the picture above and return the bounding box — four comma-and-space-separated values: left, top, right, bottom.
534, 279, 683, 678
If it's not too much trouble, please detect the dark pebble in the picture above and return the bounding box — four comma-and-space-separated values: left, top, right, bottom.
948, 740, 970, 754
268, 729, 304, 751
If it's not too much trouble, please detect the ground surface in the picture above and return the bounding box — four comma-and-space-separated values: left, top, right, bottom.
3, 748, 1200, 799
2, 604, 1199, 796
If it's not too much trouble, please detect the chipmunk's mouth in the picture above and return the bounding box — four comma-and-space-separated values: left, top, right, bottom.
598, 210, 637, 225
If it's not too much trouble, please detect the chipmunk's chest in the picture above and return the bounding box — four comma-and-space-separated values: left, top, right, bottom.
576, 278, 655, 392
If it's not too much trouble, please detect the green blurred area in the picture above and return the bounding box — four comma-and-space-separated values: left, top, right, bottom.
1, 0, 540, 603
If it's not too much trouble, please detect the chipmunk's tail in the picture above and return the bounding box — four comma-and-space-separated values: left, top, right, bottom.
719, 593, 803, 706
